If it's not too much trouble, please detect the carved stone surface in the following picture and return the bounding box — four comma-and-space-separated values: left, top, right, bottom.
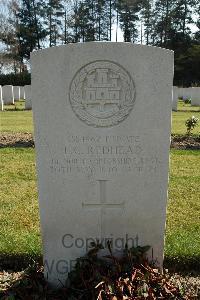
24, 85, 32, 110
70, 61, 135, 127
191, 87, 200, 106
13, 86, 20, 101
172, 86, 178, 111
31, 42, 174, 288
2, 85, 14, 105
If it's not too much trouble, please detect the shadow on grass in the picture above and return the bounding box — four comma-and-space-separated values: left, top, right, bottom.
3, 108, 26, 112
0, 254, 42, 271
177, 109, 200, 112
0, 141, 34, 148
164, 255, 200, 274
1, 253, 200, 275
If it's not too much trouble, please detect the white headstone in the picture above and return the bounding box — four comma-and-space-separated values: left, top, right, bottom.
24, 85, 32, 110
31, 43, 174, 288
0, 85, 3, 111
13, 86, 20, 101
191, 87, 200, 106
182, 87, 192, 101
177, 87, 183, 99
20, 86, 25, 100
172, 86, 178, 111
2, 85, 14, 105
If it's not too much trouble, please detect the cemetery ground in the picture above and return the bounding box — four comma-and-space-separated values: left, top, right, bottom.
0, 100, 200, 297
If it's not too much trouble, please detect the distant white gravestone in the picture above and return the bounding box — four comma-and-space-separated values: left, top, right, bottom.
20, 86, 25, 100
172, 86, 178, 111
2, 85, 14, 104
31, 42, 174, 288
24, 85, 32, 110
0, 85, 3, 111
191, 87, 200, 106
13, 86, 20, 101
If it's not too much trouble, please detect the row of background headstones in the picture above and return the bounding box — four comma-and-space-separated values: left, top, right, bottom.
172, 87, 200, 111
1, 84, 199, 112
0, 85, 32, 111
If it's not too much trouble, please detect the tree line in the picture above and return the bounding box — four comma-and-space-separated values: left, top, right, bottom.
0, 0, 199, 86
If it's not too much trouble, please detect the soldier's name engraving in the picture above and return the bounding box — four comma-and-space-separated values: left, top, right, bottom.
65, 145, 141, 155
49, 135, 161, 175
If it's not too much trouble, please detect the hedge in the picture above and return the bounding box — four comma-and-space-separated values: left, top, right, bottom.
0, 73, 31, 86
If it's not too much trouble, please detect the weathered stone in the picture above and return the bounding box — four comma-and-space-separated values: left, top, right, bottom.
172, 86, 178, 111
2, 85, 14, 105
13, 86, 20, 101
191, 87, 200, 106
31, 42, 174, 288
24, 85, 32, 110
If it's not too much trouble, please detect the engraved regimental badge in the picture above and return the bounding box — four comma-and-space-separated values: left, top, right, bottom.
69, 61, 136, 127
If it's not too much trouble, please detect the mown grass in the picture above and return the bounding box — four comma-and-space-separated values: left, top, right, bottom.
0, 100, 199, 269
0, 148, 41, 257
0, 100, 199, 135
178, 100, 200, 112
4, 100, 25, 111
0, 147, 199, 269
0, 101, 33, 133
171, 101, 200, 135
165, 149, 200, 269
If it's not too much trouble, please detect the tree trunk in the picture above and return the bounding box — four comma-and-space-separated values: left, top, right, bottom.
116, 4, 118, 42
164, 0, 169, 45
64, 10, 67, 44
32, 0, 40, 49
109, 0, 112, 41
49, 11, 52, 47
182, 0, 187, 37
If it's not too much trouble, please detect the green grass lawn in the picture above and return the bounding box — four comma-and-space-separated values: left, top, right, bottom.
178, 100, 200, 112
171, 101, 200, 135
165, 149, 200, 268
0, 100, 199, 269
0, 101, 33, 133
0, 148, 40, 257
4, 100, 25, 111
0, 147, 199, 269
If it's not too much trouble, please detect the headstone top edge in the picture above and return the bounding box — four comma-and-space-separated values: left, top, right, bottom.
30, 42, 174, 59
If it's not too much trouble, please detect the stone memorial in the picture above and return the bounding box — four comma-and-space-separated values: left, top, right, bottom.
31, 42, 174, 287
177, 87, 183, 99
13, 86, 20, 101
20, 86, 25, 100
24, 85, 32, 110
0, 85, 3, 111
182, 87, 192, 101
191, 87, 200, 106
172, 86, 178, 111
2, 85, 14, 105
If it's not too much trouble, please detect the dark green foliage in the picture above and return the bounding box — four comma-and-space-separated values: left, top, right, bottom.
16, 0, 47, 60
185, 116, 199, 135
184, 99, 191, 104
0, 0, 200, 86
0, 72, 31, 86
116, 0, 141, 42
68, 0, 112, 43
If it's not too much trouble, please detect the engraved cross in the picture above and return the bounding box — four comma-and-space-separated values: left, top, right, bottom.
82, 180, 125, 239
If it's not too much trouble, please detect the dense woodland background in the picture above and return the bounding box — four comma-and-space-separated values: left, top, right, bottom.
0, 0, 199, 86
